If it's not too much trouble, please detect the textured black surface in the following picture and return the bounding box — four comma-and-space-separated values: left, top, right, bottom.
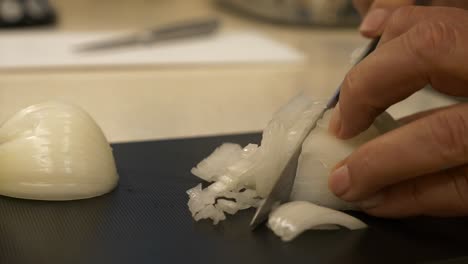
0, 133, 467, 264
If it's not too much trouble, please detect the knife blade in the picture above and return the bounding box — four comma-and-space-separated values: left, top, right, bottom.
249, 37, 381, 229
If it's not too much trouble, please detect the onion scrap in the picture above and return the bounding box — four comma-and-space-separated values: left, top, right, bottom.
187, 95, 325, 224
268, 201, 367, 242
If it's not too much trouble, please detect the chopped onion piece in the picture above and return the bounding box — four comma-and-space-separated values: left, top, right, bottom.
191, 143, 244, 182
268, 201, 367, 241
195, 204, 226, 225
186, 94, 397, 228
187, 95, 324, 223
216, 199, 240, 215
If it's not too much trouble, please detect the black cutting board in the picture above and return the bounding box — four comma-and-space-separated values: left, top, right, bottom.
0, 133, 467, 264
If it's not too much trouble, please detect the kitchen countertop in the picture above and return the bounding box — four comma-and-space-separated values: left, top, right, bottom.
0, 0, 457, 142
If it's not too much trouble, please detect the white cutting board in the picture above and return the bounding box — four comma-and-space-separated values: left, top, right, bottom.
0, 31, 304, 69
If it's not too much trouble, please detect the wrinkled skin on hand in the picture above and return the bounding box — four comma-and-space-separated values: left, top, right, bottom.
327, 6, 468, 218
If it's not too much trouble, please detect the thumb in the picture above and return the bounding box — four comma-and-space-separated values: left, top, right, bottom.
360, 0, 414, 38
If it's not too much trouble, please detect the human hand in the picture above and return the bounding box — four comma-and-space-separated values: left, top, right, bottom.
327, 6, 468, 217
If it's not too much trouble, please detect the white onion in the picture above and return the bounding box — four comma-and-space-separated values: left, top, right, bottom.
291, 110, 381, 210
0, 101, 118, 200
187, 94, 397, 235
268, 201, 367, 242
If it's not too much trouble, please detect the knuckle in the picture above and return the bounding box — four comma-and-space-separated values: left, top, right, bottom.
343, 68, 359, 98
446, 167, 468, 213
348, 144, 381, 197
343, 67, 383, 114
454, 172, 468, 212
425, 110, 468, 164
403, 20, 458, 62
387, 6, 418, 32
409, 180, 425, 210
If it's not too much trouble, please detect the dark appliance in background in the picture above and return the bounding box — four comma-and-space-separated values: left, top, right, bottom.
216, 0, 360, 27
0, 0, 56, 28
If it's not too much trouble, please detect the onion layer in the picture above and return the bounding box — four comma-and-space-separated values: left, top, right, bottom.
268, 201, 367, 241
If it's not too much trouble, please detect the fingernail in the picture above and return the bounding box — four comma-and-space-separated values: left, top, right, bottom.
328, 103, 342, 136
359, 8, 390, 35
358, 194, 384, 209
329, 165, 350, 196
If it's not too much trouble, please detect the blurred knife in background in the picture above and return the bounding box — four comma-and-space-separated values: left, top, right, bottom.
75, 18, 221, 53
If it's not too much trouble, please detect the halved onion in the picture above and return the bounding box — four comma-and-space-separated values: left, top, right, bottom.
0, 101, 118, 200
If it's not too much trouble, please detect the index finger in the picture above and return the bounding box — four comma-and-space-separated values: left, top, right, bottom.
330, 7, 467, 139
330, 28, 428, 139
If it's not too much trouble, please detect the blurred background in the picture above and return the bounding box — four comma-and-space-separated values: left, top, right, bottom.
0, 0, 458, 142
